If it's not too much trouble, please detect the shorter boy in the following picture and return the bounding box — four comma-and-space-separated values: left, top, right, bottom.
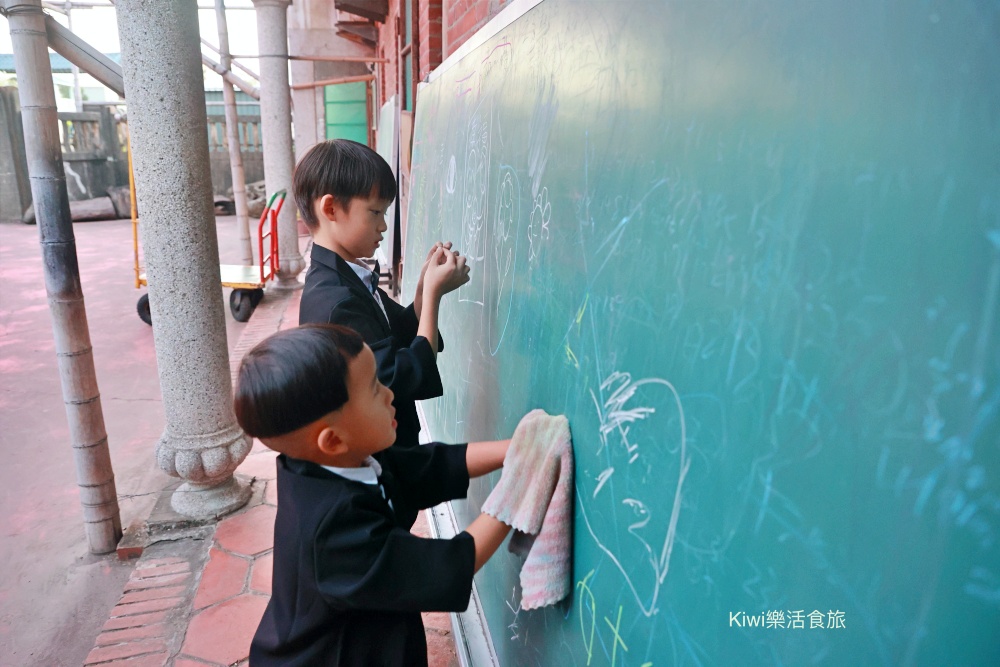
235, 323, 511, 667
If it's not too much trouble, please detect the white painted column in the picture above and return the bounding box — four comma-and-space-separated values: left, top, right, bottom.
253, 0, 305, 288
116, 0, 251, 518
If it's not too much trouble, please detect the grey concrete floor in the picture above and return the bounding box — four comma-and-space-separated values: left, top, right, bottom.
0, 215, 262, 666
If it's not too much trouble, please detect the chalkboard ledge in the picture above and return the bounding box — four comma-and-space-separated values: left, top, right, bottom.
426, 502, 498, 667
417, 404, 499, 667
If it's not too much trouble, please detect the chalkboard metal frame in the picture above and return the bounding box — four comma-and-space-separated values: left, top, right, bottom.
404, 0, 1000, 664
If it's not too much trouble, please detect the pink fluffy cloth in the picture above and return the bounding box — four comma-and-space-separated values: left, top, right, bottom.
481, 409, 574, 610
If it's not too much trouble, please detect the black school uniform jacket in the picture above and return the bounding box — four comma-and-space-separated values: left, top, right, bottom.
249, 446, 475, 667
299, 244, 444, 453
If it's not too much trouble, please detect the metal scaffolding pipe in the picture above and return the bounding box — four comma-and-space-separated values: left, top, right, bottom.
43, 12, 125, 96
2, 0, 122, 554
215, 0, 252, 265
290, 73, 375, 91
201, 51, 261, 100
288, 54, 387, 63
200, 37, 260, 82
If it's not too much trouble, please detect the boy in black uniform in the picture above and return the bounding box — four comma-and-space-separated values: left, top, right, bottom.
235, 323, 511, 666
294, 139, 466, 468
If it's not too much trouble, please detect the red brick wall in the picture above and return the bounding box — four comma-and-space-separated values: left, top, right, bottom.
444, 0, 508, 58
375, 0, 508, 109
377, 0, 508, 106
418, 0, 443, 80
377, 0, 402, 107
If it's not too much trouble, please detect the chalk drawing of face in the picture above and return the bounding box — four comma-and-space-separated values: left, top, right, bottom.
527, 186, 551, 263
462, 112, 490, 263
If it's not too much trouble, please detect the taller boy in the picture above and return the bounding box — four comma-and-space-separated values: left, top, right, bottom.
295, 139, 469, 522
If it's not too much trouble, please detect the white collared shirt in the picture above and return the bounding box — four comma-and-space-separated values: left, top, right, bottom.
321, 456, 393, 509
347, 260, 388, 323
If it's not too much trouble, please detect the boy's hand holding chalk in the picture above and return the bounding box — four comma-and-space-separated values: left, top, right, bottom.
414, 241, 468, 316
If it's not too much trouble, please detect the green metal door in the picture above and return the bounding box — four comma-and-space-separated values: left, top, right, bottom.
324, 82, 368, 145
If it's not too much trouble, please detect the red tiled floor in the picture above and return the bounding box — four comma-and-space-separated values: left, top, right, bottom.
281, 281, 302, 329
119, 585, 187, 605
263, 479, 277, 506
192, 548, 250, 610
109, 597, 184, 617
412, 511, 430, 536
181, 593, 269, 665
95, 623, 168, 646
422, 612, 452, 632
250, 552, 273, 595
102, 610, 168, 632
213, 504, 276, 557
173, 658, 218, 667
84, 637, 168, 664
135, 557, 186, 571
124, 572, 190, 592
133, 561, 191, 578
426, 628, 459, 667
235, 450, 278, 481
97, 651, 170, 666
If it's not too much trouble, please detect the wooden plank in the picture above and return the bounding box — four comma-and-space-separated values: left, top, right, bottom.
337, 21, 378, 45
219, 263, 263, 289
56, 112, 103, 122
333, 0, 388, 23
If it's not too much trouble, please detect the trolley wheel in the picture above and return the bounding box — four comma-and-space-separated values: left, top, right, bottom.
230, 288, 255, 322
250, 288, 264, 307
137, 293, 152, 325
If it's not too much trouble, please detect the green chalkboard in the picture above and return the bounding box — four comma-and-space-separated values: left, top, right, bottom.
402, 1, 1000, 664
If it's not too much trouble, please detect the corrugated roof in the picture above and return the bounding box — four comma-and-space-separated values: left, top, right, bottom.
0, 52, 121, 74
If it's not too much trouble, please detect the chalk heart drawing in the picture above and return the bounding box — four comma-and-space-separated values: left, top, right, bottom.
581, 371, 692, 617
489, 167, 521, 355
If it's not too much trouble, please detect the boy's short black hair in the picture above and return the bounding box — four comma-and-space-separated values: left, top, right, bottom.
234, 324, 365, 438
293, 139, 397, 230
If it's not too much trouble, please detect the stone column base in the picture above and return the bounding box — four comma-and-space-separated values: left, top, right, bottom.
170, 475, 252, 519
275, 256, 306, 290
155, 425, 253, 519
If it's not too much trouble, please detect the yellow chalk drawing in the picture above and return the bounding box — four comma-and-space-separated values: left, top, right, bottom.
576, 570, 597, 665
565, 343, 580, 369
604, 605, 629, 665
576, 294, 589, 329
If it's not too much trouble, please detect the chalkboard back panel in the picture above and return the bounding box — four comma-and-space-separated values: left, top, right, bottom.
403, 1, 1000, 664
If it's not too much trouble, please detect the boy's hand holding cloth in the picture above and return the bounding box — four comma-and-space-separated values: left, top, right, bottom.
482, 409, 573, 610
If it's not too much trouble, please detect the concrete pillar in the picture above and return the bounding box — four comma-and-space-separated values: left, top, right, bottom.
115, 0, 251, 518
4, 0, 122, 554
287, 0, 328, 162
252, 0, 305, 288
290, 58, 320, 163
